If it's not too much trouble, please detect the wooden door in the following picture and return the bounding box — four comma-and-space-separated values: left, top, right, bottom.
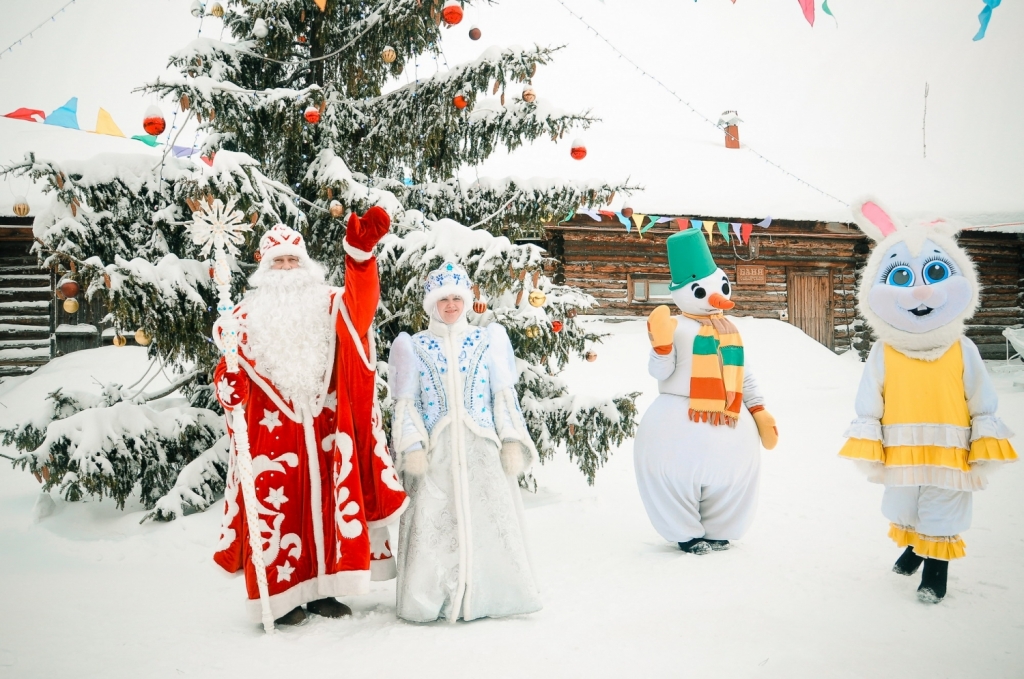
788, 269, 833, 349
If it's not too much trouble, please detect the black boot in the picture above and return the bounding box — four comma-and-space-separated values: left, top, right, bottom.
306, 598, 353, 618
678, 538, 712, 555
706, 539, 730, 551
274, 606, 307, 626
917, 559, 949, 603
893, 546, 924, 576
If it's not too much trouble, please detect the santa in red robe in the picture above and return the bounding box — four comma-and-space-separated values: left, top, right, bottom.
212, 207, 408, 625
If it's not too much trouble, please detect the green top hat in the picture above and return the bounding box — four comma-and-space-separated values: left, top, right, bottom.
666, 228, 719, 290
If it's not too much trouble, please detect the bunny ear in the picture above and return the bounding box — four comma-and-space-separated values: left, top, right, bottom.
852, 197, 901, 242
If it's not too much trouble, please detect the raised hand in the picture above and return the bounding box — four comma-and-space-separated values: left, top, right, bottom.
345, 206, 391, 255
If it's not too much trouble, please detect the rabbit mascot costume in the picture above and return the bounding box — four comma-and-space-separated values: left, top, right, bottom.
839, 199, 1017, 603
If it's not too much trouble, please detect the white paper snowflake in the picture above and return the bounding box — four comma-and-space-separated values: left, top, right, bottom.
188, 197, 251, 258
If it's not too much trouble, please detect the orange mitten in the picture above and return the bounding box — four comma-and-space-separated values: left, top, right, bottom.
750, 407, 779, 450
647, 305, 677, 354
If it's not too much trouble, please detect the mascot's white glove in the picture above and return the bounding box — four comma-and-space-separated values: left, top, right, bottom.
402, 448, 428, 476
500, 441, 526, 477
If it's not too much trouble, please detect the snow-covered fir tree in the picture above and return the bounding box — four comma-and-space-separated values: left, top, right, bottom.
1, 0, 639, 518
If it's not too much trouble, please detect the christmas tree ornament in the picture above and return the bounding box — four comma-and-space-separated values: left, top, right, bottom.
382, 46, 397, 63
525, 325, 541, 338
528, 289, 546, 307
59, 279, 80, 299
189, 1, 204, 18
621, 201, 633, 218
442, 1, 464, 25
473, 300, 487, 314
210, 2, 224, 18
313, 0, 327, 11
112, 334, 127, 347
453, 94, 468, 110
62, 298, 79, 314
303, 106, 321, 124
142, 105, 166, 136
567, 308, 578, 319
329, 200, 344, 217
252, 18, 268, 38
298, 34, 307, 43
552, 320, 563, 333
570, 138, 587, 160
12, 197, 29, 218
586, 350, 598, 362
522, 87, 536, 103
134, 329, 152, 346
469, 25, 482, 40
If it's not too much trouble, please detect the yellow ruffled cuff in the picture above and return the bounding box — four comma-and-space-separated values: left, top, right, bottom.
968, 437, 1018, 464
838, 437, 884, 463
888, 524, 966, 561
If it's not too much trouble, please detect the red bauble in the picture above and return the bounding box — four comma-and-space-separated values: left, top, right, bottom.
570, 138, 587, 160
304, 106, 321, 124
621, 206, 633, 219
453, 95, 468, 110
59, 279, 80, 299
142, 105, 166, 136
552, 320, 563, 333
442, 1, 464, 25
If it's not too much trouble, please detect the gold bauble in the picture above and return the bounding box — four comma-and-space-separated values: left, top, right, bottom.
134, 329, 152, 346
382, 46, 397, 64
112, 334, 127, 347
210, 2, 224, 17
522, 87, 536, 103
585, 351, 598, 362
528, 289, 546, 307
525, 325, 541, 339
329, 200, 345, 218
62, 298, 79, 314
12, 198, 29, 218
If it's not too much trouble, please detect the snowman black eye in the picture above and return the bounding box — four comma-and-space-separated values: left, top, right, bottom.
722, 281, 731, 295
693, 286, 707, 299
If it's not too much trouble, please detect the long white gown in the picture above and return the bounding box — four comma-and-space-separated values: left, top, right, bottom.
388, 318, 542, 623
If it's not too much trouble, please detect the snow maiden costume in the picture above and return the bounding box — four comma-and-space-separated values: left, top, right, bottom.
839, 198, 1017, 603
633, 229, 779, 555
387, 262, 542, 623
212, 210, 408, 624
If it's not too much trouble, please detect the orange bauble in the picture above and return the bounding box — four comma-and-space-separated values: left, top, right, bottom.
142, 105, 166, 135
304, 106, 321, 124
441, 1, 464, 25
59, 279, 80, 299
570, 138, 587, 160
453, 95, 468, 110
585, 351, 598, 362
552, 320, 563, 333
473, 300, 487, 314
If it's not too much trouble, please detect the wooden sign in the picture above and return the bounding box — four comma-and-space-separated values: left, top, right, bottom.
736, 264, 766, 285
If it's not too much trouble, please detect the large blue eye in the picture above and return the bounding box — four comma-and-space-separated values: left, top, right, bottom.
886, 266, 914, 287
923, 260, 951, 284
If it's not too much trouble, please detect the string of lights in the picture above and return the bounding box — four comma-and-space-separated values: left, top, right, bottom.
0, 0, 82, 61
549, 0, 849, 208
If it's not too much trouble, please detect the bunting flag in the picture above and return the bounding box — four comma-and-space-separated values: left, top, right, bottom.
3, 108, 45, 122
731, 222, 742, 241
691, 219, 702, 230
560, 208, 576, 223
716, 221, 731, 243
757, 215, 772, 227
631, 213, 646, 230
578, 208, 602, 221
974, 0, 1001, 41
640, 215, 661, 235
675, 218, 687, 230
94, 108, 125, 137
797, 0, 814, 26
703, 220, 715, 244
616, 211, 632, 232
741, 222, 753, 244
172, 145, 200, 157
44, 97, 79, 129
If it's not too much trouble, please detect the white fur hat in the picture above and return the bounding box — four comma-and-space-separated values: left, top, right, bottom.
422, 261, 474, 315
256, 223, 309, 269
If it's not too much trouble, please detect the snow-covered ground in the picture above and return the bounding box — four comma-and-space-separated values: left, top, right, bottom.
0, 318, 1021, 678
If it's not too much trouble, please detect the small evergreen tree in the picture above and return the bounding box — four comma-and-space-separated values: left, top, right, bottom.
2, 0, 639, 516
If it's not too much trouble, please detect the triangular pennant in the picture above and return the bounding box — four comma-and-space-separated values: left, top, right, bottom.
94, 108, 125, 137
640, 216, 660, 234
201, 153, 216, 167
631, 213, 646, 229
3, 108, 45, 122
675, 218, 687, 230
741, 222, 753, 244
798, 0, 815, 26
616, 211, 632, 232
691, 219, 702, 230
560, 208, 576, 223
44, 97, 79, 129
717, 221, 731, 243
579, 208, 602, 221
731, 222, 742, 240
131, 134, 159, 147
756, 216, 772, 227
313, 0, 327, 10
703, 220, 715, 244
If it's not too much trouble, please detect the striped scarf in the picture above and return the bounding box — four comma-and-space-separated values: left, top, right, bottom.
683, 312, 744, 427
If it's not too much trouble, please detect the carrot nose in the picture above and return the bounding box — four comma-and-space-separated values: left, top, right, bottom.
709, 292, 734, 310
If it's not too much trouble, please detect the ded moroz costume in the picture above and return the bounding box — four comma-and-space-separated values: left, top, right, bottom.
212, 208, 408, 625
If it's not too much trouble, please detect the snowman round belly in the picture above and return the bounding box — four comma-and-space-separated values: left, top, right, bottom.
633, 393, 762, 542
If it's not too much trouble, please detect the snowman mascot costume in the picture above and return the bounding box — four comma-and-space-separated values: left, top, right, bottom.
839, 198, 1017, 603
634, 229, 779, 555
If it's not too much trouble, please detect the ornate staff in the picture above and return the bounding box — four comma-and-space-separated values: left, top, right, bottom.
188, 198, 275, 634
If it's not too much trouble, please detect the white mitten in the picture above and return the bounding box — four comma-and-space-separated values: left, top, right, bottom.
500, 441, 525, 477
403, 449, 428, 476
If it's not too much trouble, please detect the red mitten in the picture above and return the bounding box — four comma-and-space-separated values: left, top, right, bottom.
344, 206, 391, 256
214, 360, 250, 410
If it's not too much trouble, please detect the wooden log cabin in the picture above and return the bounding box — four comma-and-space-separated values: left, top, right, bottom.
542, 215, 1024, 359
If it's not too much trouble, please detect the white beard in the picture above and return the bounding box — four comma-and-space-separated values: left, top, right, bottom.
243, 264, 332, 404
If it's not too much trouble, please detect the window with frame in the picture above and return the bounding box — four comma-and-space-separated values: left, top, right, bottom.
631, 278, 673, 303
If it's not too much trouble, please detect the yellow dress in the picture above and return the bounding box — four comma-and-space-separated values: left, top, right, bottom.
839, 342, 1017, 559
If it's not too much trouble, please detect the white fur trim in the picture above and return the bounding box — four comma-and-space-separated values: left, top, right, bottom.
366, 495, 409, 530
370, 556, 397, 581
301, 406, 328, 579
244, 570, 370, 623
343, 239, 373, 263
259, 243, 307, 268
422, 284, 474, 317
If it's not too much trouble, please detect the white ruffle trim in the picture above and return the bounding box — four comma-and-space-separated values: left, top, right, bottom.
882, 464, 987, 492
881, 424, 971, 449
844, 418, 882, 441
970, 415, 1015, 442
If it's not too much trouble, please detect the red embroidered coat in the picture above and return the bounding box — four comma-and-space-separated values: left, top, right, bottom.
212, 252, 408, 622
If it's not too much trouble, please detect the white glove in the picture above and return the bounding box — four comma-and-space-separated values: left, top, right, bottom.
500, 441, 525, 477
402, 449, 428, 476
